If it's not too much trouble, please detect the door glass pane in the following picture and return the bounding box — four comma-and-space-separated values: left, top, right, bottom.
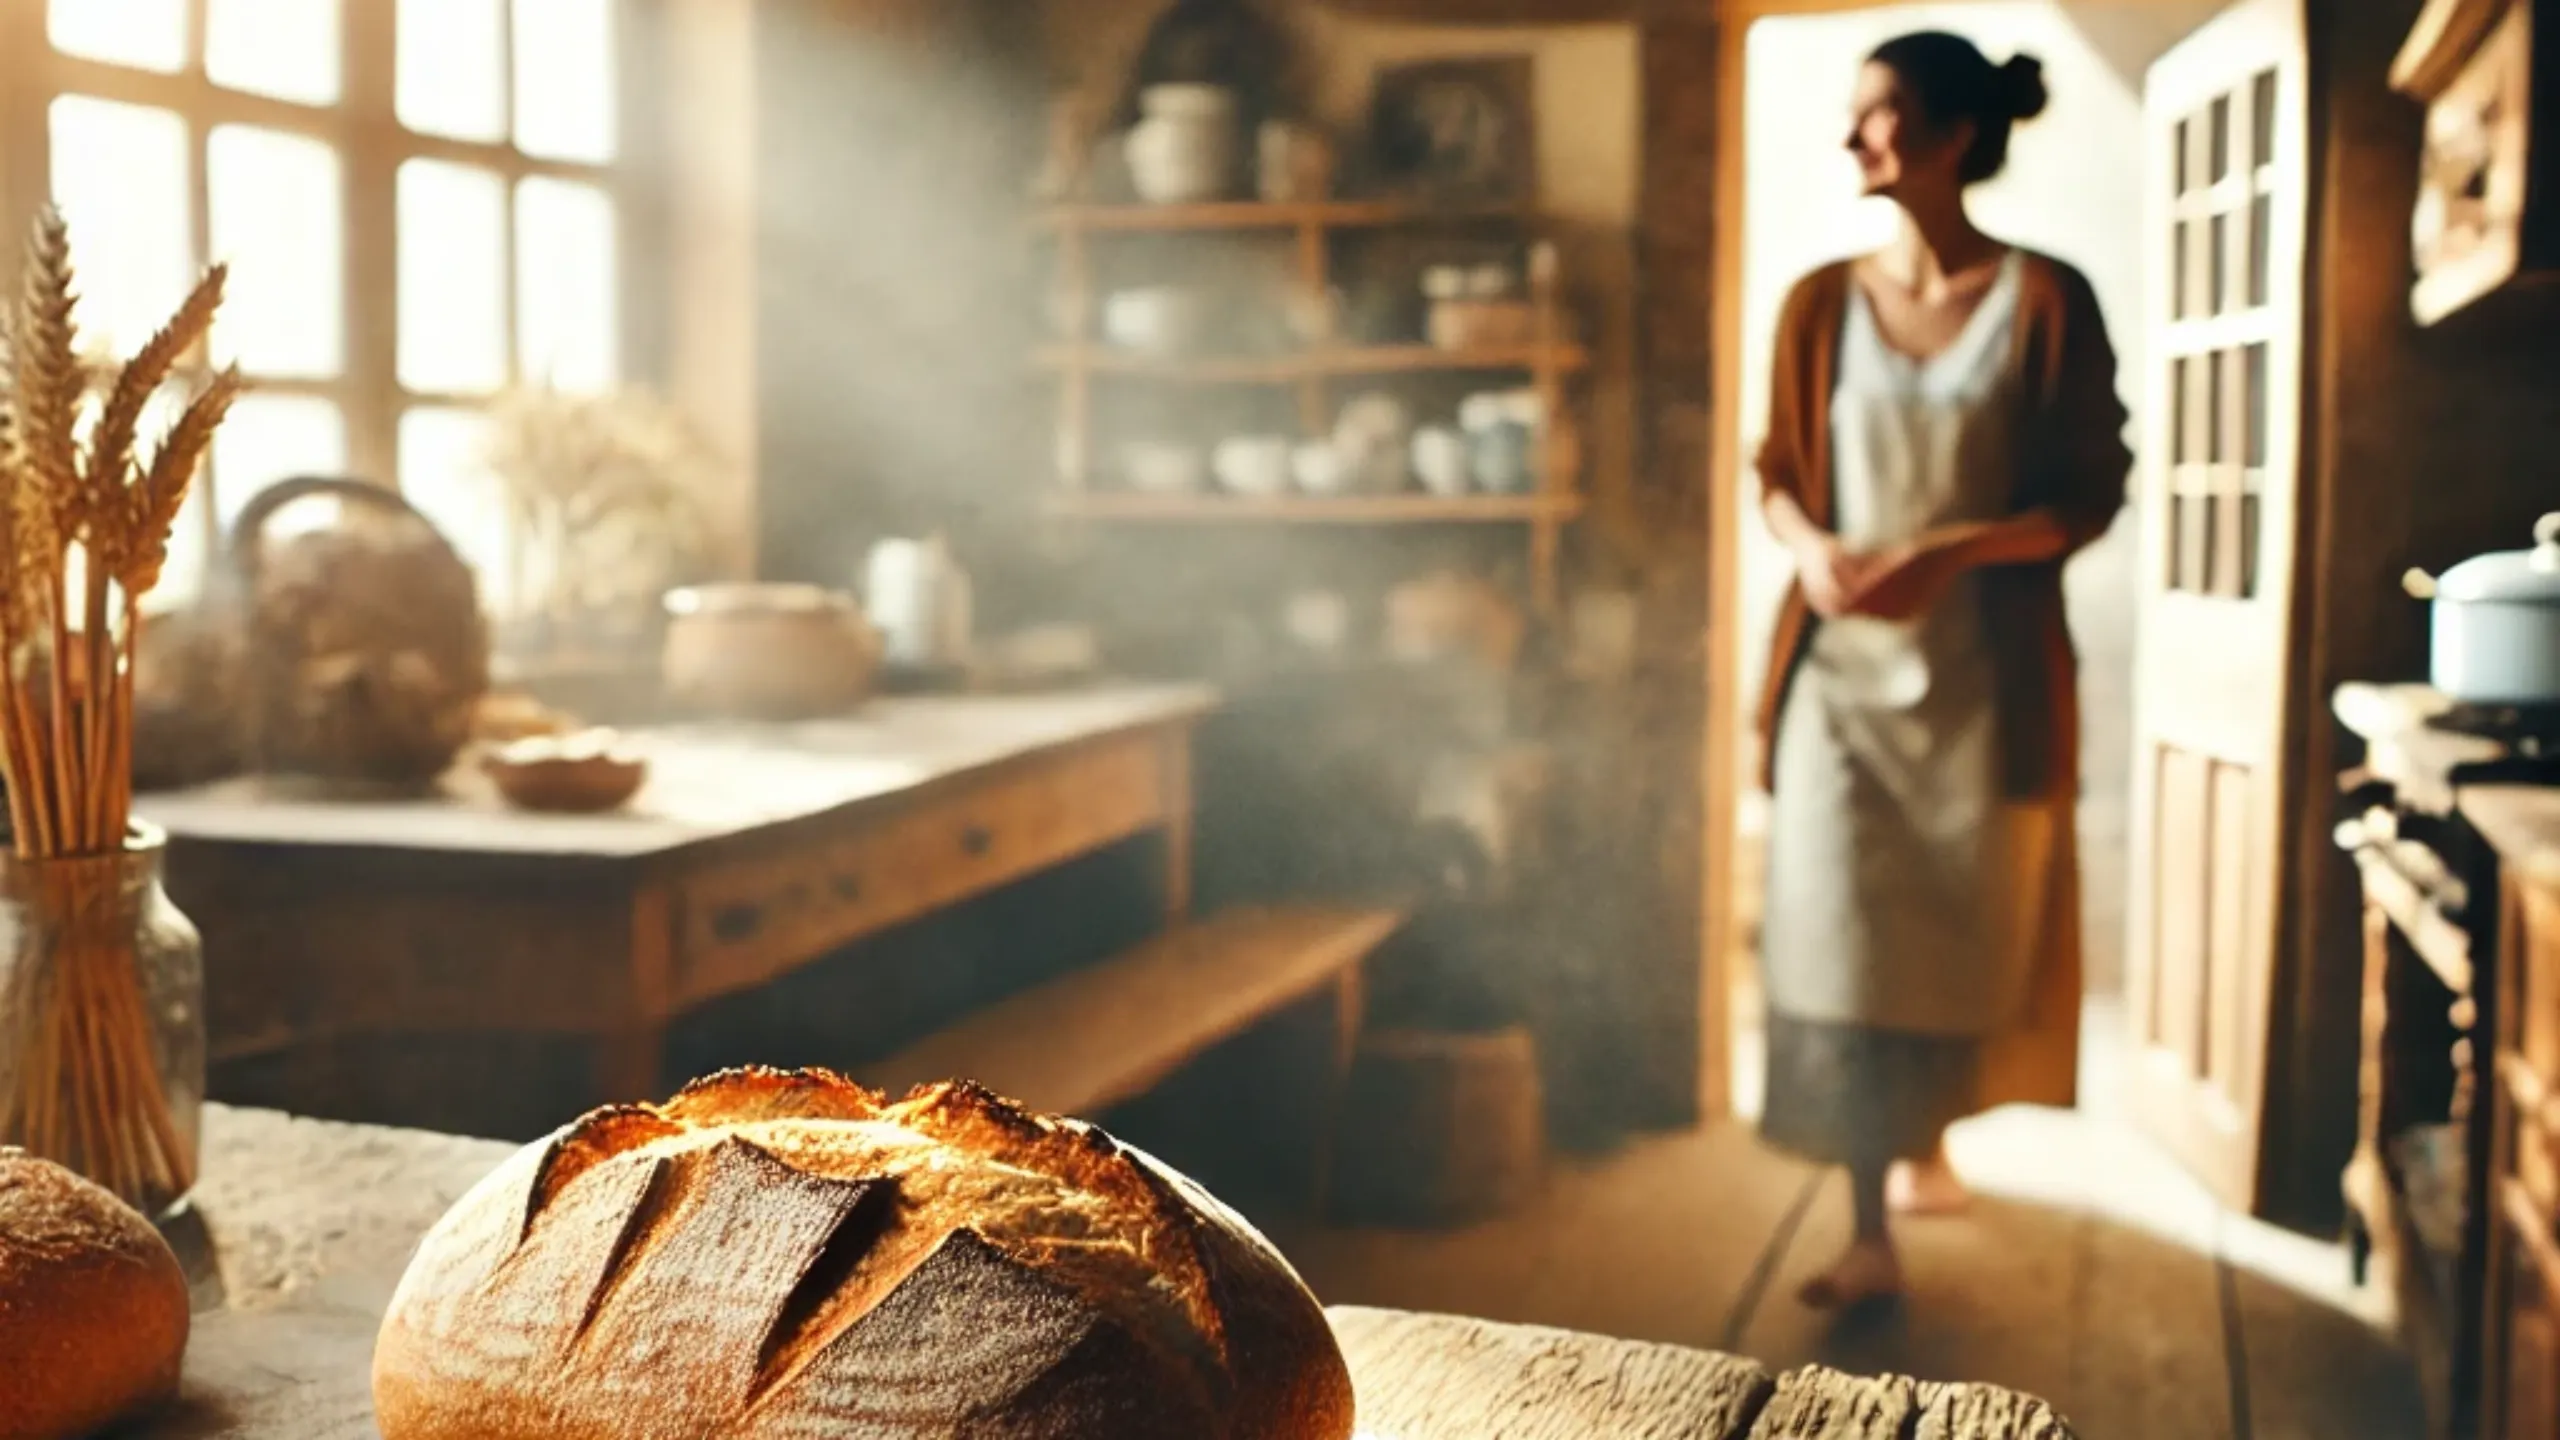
48, 0, 187, 73
2240, 493, 2261, 598
2209, 94, 2232, 184
2249, 193, 2273, 309
212, 394, 347, 530
2251, 70, 2278, 169
2244, 342, 2269, 469
2169, 495, 2193, 592
399, 407, 509, 614
208, 0, 342, 105
2170, 356, 2190, 465
209, 126, 344, 378
514, 0, 618, 163
397, 159, 508, 393
2210, 211, 2229, 315
515, 178, 617, 391
50, 97, 194, 362
2174, 117, 2191, 196
2206, 349, 2228, 465
397, 0, 506, 142
2171, 221, 2189, 319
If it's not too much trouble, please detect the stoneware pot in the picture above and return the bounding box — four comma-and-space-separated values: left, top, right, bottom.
661, 583, 880, 720
1126, 84, 1240, 204
2404, 512, 2560, 705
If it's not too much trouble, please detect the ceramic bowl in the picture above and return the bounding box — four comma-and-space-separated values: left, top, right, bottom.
1123, 441, 1209, 494
483, 729, 648, 814
1214, 435, 1294, 497
1292, 441, 1351, 495
1102, 287, 1208, 355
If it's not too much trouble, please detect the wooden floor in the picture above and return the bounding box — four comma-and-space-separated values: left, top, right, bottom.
1281, 1000, 2427, 1440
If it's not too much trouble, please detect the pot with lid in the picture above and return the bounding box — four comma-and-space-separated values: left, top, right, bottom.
2402, 512, 2560, 705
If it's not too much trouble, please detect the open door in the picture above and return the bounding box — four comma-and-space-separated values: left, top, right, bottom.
2123, 0, 2310, 1214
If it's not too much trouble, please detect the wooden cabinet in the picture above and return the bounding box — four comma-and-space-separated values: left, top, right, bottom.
2392, 0, 2560, 323
2469, 788, 2560, 1440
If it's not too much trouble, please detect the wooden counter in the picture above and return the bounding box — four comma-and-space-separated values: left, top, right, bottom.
162, 1105, 2075, 1439
2468, 783, 2560, 1440
138, 685, 1217, 1136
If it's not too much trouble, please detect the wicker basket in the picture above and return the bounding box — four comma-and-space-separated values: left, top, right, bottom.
1329, 1024, 1546, 1227
228, 477, 491, 790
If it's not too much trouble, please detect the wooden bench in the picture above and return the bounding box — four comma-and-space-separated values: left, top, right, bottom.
859, 903, 1404, 1116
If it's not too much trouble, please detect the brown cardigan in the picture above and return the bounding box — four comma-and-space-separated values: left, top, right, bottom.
1751, 251, 2133, 801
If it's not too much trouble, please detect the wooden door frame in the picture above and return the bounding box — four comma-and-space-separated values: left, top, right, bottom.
1697, 0, 2241, 1121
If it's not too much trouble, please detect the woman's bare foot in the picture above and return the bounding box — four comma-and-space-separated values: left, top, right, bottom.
1888, 1149, 1972, 1216
1796, 1238, 1905, 1310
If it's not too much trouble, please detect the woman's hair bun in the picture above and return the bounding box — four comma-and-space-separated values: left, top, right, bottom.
2000, 54, 2050, 121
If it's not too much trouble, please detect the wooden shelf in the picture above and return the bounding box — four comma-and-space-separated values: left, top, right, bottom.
1047, 491, 1582, 524
1039, 343, 1588, 382
1040, 199, 1525, 233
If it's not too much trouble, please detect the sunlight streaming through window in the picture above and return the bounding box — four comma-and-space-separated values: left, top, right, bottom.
207, 0, 342, 105
396, 0, 507, 143
212, 396, 348, 530
400, 407, 510, 615
210, 126, 345, 378
514, 0, 618, 163
48, 0, 187, 73
50, 97, 195, 363
515, 178, 618, 392
397, 160, 509, 394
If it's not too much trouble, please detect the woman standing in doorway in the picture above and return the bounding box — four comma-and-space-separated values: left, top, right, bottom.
1751, 30, 2132, 1309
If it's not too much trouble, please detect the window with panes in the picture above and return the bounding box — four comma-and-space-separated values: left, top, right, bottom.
1, 0, 625, 612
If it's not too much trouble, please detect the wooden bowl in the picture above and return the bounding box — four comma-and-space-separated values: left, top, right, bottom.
482, 730, 648, 814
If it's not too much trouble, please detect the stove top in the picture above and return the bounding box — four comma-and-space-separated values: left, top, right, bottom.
2423, 699, 2560, 757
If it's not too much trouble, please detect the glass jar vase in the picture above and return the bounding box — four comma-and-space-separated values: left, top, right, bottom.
0, 822, 205, 1219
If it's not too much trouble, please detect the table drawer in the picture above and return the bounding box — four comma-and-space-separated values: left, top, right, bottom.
671, 732, 1175, 1007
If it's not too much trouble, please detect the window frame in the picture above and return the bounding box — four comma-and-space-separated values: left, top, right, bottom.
0, 0, 664, 597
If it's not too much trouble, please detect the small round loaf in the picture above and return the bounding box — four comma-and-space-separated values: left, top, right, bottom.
373, 1069, 1357, 1439
0, 1149, 192, 1440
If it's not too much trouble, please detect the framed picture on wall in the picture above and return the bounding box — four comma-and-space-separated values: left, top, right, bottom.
1368, 57, 1537, 206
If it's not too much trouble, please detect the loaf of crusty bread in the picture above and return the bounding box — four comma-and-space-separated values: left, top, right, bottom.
0, 1149, 192, 1440
372, 1069, 1357, 1439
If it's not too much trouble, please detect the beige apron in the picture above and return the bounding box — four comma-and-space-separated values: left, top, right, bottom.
1762, 250, 2067, 1042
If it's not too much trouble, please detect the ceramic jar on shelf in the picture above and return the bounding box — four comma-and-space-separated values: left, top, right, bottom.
1461, 391, 1544, 496
1126, 84, 1241, 205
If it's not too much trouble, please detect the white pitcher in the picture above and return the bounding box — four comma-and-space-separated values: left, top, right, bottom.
864, 535, 972, 670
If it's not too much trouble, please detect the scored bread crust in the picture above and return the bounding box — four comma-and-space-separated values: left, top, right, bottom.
371, 1069, 1356, 1439
0, 1150, 192, 1440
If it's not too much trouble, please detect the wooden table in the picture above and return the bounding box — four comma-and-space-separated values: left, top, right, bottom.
139, 685, 1216, 1137
161, 1105, 2076, 1438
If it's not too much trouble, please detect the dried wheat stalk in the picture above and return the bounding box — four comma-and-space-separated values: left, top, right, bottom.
0, 205, 234, 1212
